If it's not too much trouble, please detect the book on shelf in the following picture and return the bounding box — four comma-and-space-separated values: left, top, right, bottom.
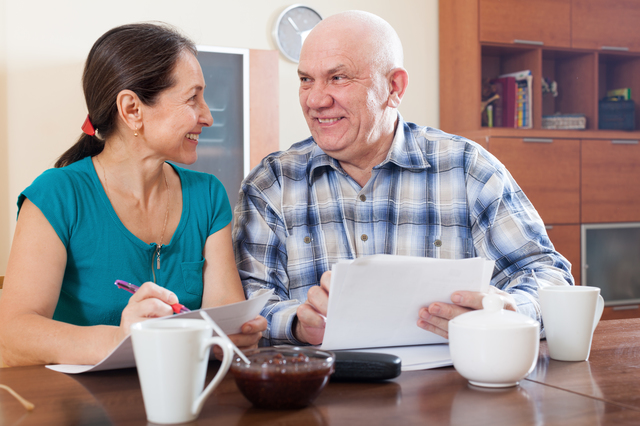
489, 76, 517, 128
498, 70, 533, 129
487, 104, 493, 128
606, 88, 631, 101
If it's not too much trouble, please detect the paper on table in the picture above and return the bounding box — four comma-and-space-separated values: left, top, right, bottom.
345, 344, 453, 371
46, 289, 273, 374
320, 255, 494, 351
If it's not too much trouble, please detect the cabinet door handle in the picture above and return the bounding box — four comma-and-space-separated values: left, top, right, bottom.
601, 46, 629, 52
613, 305, 640, 311
523, 138, 553, 143
612, 139, 639, 145
513, 39, 544, 46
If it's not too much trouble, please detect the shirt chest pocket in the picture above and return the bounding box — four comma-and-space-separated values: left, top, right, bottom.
285, 231, 320, 288
181, 258, 205, 296
426, 236, 476, 259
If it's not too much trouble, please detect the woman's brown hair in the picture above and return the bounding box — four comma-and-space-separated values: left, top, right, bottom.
55, 22, 196, 168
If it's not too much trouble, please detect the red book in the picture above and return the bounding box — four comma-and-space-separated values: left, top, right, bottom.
490, 76, 517, 128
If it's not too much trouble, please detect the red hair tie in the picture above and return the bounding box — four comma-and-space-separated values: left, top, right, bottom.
81, 114, 96, 136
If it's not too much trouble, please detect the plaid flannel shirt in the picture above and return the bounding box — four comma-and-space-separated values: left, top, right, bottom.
233, 115, 573, 345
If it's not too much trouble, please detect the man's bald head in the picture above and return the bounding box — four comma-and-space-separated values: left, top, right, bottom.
301, 10, 404, 75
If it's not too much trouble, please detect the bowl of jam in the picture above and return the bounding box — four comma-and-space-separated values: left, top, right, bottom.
230, 347, 335, 409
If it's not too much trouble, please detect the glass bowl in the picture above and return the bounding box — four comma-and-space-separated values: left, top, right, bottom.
230, 347, 335, 409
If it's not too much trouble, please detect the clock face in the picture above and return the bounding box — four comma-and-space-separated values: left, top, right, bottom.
273, 5, 323, 63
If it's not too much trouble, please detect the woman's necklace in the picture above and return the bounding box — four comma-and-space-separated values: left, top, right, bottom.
96, 155, 171, 272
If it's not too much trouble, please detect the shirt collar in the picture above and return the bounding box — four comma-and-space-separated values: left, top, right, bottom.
380, 114, 431, 170
307, 113, 431, 185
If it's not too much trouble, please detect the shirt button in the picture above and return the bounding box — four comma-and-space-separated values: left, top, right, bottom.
359, 194, 367, 202
361, 234, 368, 242
304, 236, 311, 244
434, 239, 442, 247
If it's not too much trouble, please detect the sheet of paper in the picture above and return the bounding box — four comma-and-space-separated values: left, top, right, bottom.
321, 255, 494, 351
46, 289, 273, 374
344, 344, 452, 371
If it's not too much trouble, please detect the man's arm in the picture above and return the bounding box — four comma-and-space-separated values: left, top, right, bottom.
419, 147, 573, 338
233, 179, 307, 346
469, 165, 574, 319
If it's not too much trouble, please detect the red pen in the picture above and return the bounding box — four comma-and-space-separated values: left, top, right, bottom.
114, 280, 190, 314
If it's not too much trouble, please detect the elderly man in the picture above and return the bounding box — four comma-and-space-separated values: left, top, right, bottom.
233, 10, 573, 346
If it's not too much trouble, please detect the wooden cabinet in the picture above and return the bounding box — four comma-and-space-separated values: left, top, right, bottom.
479, 0, 571, 47
441, 0, 640, 134
440, 1, 640, 317
572, 0, 640, 52
489, 137, 580, 224
545, 225, 581, 286
581, 139, 640, 223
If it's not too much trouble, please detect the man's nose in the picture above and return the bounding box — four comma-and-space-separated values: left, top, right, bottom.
306, 82, 333, 109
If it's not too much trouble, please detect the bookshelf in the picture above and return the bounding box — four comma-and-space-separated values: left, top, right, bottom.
439, 0, 640, 319
440, 0, 640, 136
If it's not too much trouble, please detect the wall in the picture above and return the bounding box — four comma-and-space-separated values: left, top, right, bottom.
0, 0, 439, 275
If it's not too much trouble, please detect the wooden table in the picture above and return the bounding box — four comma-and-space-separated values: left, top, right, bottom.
1, 319, 640, 425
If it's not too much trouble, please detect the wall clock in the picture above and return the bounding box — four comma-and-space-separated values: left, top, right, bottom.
273, 4, 323, 63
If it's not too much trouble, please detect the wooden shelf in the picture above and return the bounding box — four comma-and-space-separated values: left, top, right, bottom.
440, 0, 640, 135
457, 128, 640, 143
440, 0, 640, 317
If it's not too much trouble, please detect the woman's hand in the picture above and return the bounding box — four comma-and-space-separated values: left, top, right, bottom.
212, 315, 267, 360
116, 282, 181, 344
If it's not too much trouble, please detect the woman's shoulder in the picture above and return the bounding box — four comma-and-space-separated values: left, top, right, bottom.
28, 157, 95, 192
170, 163, 225, 192
170, 163, 232, 229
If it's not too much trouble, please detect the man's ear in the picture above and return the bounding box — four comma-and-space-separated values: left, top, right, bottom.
116, 90, 143, 133
387, 68, 409, 108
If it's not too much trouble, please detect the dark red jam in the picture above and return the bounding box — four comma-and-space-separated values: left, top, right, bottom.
231, 351, 333, 409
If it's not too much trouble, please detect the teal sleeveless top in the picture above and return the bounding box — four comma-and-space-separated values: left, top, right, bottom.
18, 156, 232, 326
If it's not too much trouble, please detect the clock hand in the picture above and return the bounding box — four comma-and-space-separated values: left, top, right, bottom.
300, 29, 312, 45
288, 17, 301, 33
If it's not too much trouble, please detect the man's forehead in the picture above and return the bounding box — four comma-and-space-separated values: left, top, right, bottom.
298, 60, 349, 75
298, 48, 363, 75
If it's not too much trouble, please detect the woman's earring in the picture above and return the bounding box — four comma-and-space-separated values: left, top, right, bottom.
134, 124, 139, 137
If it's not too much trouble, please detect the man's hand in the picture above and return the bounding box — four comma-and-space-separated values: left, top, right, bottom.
294, 271, 331, 345
417, 287, 517, 339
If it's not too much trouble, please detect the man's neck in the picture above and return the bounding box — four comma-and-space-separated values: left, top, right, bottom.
339, 116, 399, 188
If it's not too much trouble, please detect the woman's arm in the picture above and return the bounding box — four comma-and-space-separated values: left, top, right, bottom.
201, 224, 246, 308
0, 199, 178, 366
201, 224, 266, 352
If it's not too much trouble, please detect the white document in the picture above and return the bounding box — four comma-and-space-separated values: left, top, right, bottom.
46, 289, 273, 374
320, 255, 494, 351
345, 344, 453, 371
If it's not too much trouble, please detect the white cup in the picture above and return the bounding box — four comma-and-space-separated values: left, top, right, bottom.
131, 319, 233, 424
539, 286, 605, 362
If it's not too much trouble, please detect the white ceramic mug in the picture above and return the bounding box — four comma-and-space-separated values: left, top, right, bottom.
539, 286, 605, 362
131, 319, 233, 424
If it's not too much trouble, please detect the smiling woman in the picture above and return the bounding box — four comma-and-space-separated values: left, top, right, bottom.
0, 22, 266, 367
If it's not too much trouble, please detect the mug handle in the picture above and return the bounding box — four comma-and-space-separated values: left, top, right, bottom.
191, 336, 233, 417
592, 295, 605, 334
